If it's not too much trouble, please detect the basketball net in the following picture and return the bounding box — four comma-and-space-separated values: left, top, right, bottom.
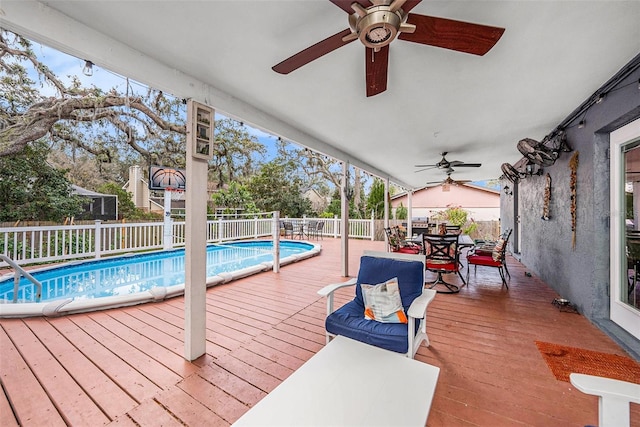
165, 187, 185, 201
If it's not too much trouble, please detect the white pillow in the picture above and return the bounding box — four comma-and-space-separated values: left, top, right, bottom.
361, 277, 407, 323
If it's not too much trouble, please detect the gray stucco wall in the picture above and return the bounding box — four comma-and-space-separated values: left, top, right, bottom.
500, 60, 640, 358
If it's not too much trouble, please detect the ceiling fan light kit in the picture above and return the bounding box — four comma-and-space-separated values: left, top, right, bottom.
272, 0, 505, 96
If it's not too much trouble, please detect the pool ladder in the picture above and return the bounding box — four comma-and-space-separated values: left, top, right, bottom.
0, 255, 42, 303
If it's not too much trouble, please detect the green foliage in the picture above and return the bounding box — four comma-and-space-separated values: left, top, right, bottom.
212, 181, 258, 214
209, 118, 266, 188
246, 160, 312, 217
431, 204, 477, 234
395, 203, 408, 220
0, 141, 86, 221
366, 179, 390, 219
323, 188, 361, 218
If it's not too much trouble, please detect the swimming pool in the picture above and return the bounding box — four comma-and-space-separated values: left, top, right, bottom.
0, 240, 320, 318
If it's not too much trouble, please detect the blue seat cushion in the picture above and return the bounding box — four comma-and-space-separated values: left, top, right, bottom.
325, 300, 419, 354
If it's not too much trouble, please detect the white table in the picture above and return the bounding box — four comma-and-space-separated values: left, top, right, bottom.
233, 335, 440, 427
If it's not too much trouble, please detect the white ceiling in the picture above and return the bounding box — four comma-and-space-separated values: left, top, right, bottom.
2, 1, 639, 189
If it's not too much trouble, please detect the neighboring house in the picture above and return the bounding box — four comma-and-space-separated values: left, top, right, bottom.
304, 188, 331, 213
391, 183, 500, 221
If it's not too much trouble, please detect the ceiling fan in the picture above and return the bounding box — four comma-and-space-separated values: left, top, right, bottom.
415, 151, 482, 173
426, 170, 471, 187
272, 0, 505, 97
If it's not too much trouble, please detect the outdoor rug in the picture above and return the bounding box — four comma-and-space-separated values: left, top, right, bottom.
535, 341, 640, 384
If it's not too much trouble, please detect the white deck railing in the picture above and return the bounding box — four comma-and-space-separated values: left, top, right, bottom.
0, 214, 374, 267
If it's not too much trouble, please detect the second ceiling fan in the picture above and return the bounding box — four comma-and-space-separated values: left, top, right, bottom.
272, 0, 505, 97
415, 151, 482, 173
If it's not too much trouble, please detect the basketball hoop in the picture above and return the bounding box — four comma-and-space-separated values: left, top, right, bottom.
166, 187, 185, 201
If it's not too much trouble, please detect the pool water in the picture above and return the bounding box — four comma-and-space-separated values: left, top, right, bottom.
0, 241, 315, 304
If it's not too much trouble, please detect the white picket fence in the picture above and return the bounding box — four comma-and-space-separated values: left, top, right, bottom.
0, 214, 374, 267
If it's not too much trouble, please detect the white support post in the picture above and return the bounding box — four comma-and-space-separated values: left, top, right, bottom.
407, 190, 413, 237
370, 212, 375, 241
254, 216, 259, 239
184, 100, 210, 362
384, 178, 390, 229
94, 220, 102, 259
272, 211, 280, 273
341, 162, 349, 277
163, 190, 173, 250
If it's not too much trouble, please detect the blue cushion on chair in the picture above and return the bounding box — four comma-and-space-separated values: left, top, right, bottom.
354, 256, 424, 308
325, 300, 419, 354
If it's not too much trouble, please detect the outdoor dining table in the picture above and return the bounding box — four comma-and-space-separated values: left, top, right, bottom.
294, 221, 308, 239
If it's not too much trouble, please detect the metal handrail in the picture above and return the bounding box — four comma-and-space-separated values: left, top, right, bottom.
0, 254, 42, 302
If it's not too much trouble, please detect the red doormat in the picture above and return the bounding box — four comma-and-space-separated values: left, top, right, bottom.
535, 341, 640, 384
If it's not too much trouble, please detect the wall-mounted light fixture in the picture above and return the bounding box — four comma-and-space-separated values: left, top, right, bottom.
503, 185, 513, 196
578, 120, 586, 129
82, 60, 94, 76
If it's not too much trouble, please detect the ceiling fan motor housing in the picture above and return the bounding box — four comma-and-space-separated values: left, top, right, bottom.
351, 6, 404, 50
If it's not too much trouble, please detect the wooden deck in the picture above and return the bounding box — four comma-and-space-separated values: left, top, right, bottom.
1, 238, 638, 426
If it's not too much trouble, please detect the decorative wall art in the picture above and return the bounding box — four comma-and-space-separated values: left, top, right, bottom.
542, 173, 552, 221
569, 151, 579, 249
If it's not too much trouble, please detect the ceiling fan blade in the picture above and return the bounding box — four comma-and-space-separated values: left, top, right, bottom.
414, 167, 435, 173
329, 0, 372, 14
273, 29, 355, 74
450, 162, 482, 167
398, 14, 505, 55
365, 46, 389, 97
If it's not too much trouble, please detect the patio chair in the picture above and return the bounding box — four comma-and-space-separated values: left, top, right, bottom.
308, 220, 324, 240
304, 220, 317, 240
317, 251, 437, 358
423, 233, 466, 293
445, 224, 461, 235
384, 226, 421, 254
282, 221, 294, 239
466, 228, 512, 288
570, 373, 640, 427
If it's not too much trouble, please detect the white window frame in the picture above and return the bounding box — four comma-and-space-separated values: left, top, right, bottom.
610, 117, 640, 340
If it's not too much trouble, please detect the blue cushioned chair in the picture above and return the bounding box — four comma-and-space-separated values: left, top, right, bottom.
317, 251, 436, 358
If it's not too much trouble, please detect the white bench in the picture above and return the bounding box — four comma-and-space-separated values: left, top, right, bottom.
570, 373, 640, 427
233, 335, 440, 426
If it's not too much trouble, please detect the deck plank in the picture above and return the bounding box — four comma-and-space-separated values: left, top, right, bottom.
2, 320, 110, 425
23, 317, 139, 419
0, 325, 65, 426
48, 316, 162, 402
0, 384, 18, 427
68, 315, 183, 389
